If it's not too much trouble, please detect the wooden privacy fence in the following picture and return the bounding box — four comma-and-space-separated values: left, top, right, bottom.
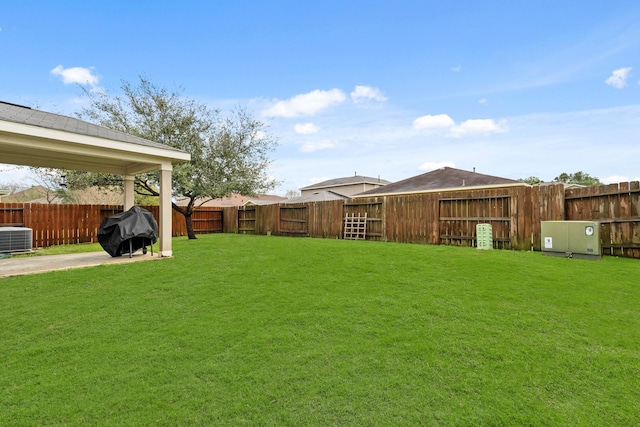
2, 181, 639, 258
0, 203, 223, 248
564, 181, 640, 258
223, 200, 346, 238
221, 185, 564, 252
219, 182, 639, 259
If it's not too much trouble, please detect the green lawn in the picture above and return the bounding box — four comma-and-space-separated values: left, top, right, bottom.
2, 234, 639, 425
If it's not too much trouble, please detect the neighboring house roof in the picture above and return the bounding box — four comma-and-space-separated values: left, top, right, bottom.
174, 193, 286, 207
300, 175, 391, 192
561, 183, 585, 189
355, 167, 523, 197
1, 185, 51, 203
281, 190, 351, 204
175, 191, 348, 206
242, 198, 282, 206
1, 185, 125, 204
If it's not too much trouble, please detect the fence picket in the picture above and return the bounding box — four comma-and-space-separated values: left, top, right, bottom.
2, 181, 639, 258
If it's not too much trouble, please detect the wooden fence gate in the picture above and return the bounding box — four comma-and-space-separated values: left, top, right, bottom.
279, 204, 308, 237
238, 206, 256, 234
438, 195, 512, 249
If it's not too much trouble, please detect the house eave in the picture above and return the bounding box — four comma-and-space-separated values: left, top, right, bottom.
1, 120, 190, 160
352, 182, 531, 198
0, 120, 190, 175
301, 178, 389, 191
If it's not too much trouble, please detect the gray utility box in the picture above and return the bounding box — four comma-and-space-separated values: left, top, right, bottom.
541, 221, 601, 260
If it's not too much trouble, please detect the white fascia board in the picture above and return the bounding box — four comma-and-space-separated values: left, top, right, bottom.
0, 121, 191, 164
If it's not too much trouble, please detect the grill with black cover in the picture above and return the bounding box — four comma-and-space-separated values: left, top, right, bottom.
98, 206, 158, 257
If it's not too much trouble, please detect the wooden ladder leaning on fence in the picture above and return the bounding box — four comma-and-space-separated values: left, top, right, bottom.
343, 212, 367, 240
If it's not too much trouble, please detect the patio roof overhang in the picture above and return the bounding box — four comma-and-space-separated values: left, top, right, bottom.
0, 119, 190, 175
0, 101, 191, 257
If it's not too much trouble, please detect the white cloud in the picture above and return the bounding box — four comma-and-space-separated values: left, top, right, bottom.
448, 119, 508, 137
263, 89, 346, 118
350, 85, 387, 103
271, 104, 640, 195
294, 122, 320, 135
478, 98, 488, 104
414, 113, 508, 137
412, 114, 455, 130
300, 139, 336, 153
50, 65, 100, 86
605, 67, 632, 89
602, 175, 628, 184
601, 175, 640, 184
451, 65, 461, 72
419, 161, 455, 171
0, 164, 29, 183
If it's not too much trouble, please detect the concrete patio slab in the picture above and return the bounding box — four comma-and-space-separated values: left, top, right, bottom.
0, 251, 162, 278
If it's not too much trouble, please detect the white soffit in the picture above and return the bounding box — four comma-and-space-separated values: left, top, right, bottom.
0, 120, 191, 175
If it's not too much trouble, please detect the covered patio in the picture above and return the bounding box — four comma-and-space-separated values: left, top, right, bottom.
0, 250, 159, 278
0, 100, 191, 258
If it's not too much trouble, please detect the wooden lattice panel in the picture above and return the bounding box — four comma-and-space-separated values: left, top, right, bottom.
343, 213, 367, 240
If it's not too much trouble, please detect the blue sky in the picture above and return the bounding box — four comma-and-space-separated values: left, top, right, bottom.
2, 0, 640, 194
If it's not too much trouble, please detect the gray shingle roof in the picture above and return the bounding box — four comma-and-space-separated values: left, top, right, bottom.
357, 167, 521, 196
0, 101, 185, 153
300, 175, 391, 191
281, 190, 350, 203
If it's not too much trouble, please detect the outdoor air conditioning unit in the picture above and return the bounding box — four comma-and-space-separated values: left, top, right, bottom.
541, 221, 601, 260
0, 227, 33, 253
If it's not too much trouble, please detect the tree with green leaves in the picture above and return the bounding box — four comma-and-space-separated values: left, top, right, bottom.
553, 171, 601, 186
518, 176, 543, 185
65, 77, 278, 239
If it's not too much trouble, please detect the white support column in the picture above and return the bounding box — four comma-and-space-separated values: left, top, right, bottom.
158, 164, 173, 257
123, 175, 135, 210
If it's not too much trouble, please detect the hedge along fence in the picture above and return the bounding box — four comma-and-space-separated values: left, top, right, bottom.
0, 203, 223, 248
